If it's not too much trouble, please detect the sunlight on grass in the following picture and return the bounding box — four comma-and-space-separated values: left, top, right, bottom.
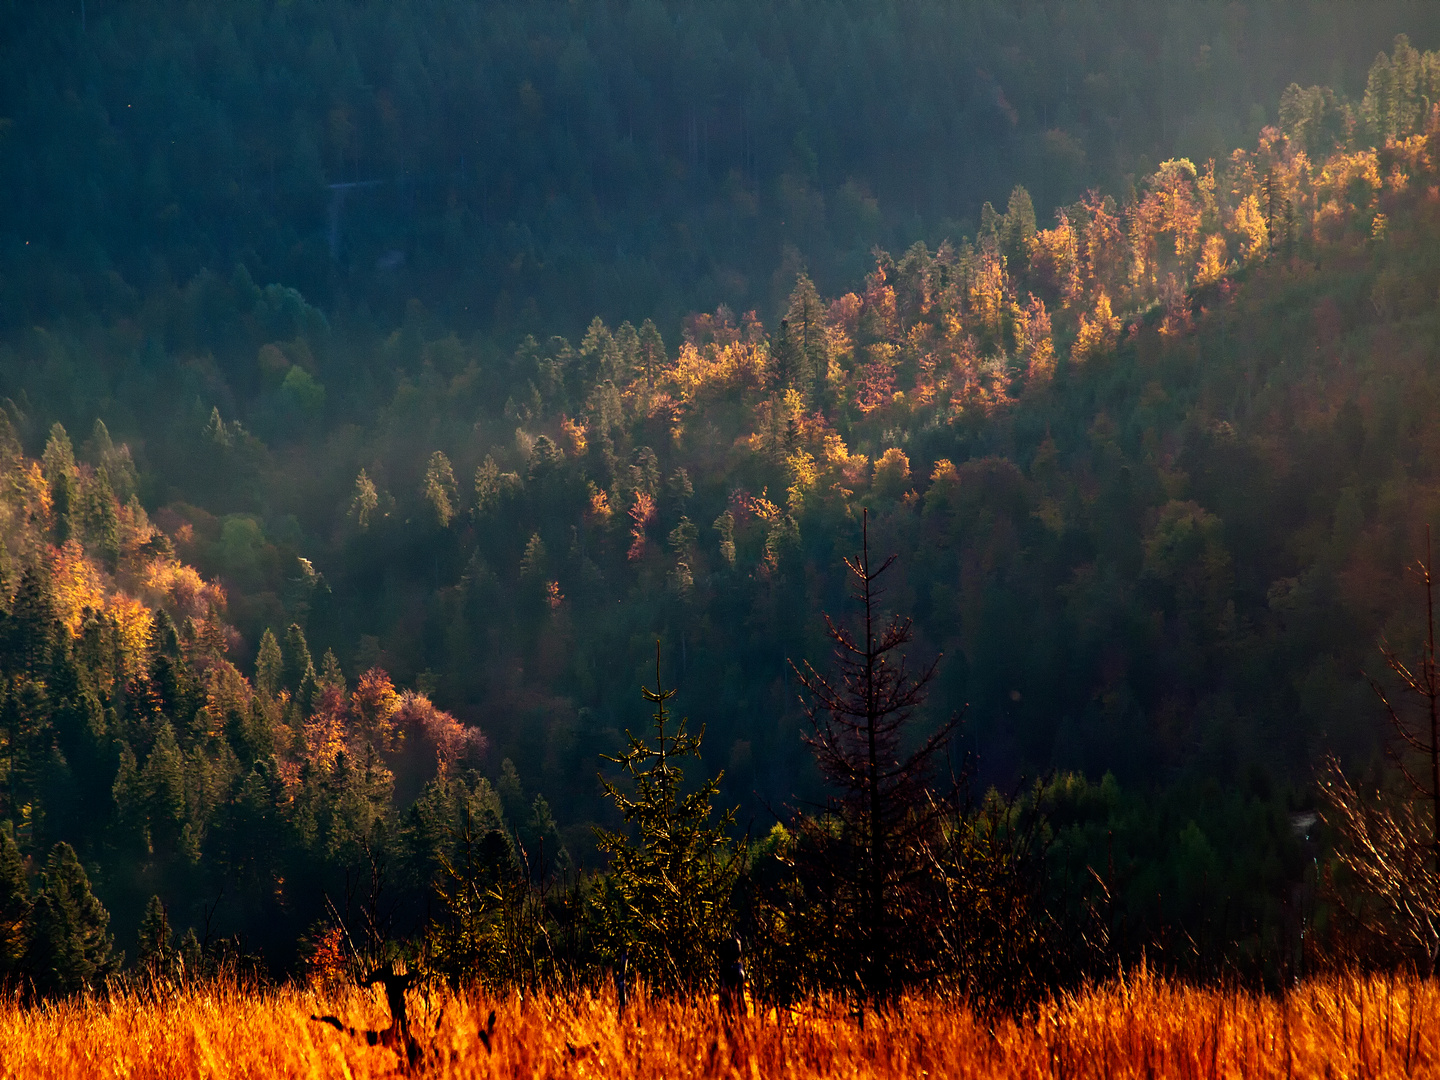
0, 967, 1436, 1078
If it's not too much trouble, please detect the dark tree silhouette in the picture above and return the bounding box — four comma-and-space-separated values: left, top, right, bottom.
792, 509, 958, 1000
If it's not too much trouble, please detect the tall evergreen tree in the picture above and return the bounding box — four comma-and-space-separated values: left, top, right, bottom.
0, 827, 29, 981
786, 273, 829, 402
637, 319, 666, 390
136, 894, 176, 978
282, 624, 315, 707
423, 451, 459, 529
41, 423, 77, 545
25, 842, 115, 996
596, 643, 741, 995
82, 466, 121, 571
254, 629, 283, 700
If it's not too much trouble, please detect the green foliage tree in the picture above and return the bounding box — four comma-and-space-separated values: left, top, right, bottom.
0, 827, 29, 981
282, 624, 315, 708
254, 629, 283, 700
41, 423, 76, 545
136, 894, 177, 979
595, 644, 741, 995
81, 465, 121, 571
25, 842, 116, 996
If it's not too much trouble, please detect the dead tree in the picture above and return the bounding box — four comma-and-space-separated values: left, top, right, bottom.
791, 508, 959, 1000
1322, 526, 1440, 970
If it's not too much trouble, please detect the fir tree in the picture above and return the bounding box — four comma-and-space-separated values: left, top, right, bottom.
423, 451, 459, 528
595, 643, 741, 995
637, 319, 666, 389
317, 649, 345, 694
254, 628, 283, 700
136, 894, 176, 979
83, 465, 121, 571
792, 509, 959, 1001
0, 826, 29, 980
282, 623, 316, 710
350, 469, 379, 531
786, 273, 829, 401
41, 423, 77, 545
25, 842, 116, 997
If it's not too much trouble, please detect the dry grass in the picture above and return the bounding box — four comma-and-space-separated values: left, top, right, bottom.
0, 967, 1437, 1078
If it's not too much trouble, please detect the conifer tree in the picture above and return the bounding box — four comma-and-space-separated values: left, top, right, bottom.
317, 649, 345, 694
637, 319, 666, 389
0, 827, 29, 981
596, 643, 741, 995
282, 623, 316, 709
136, 894, 176, 979
423, 451, 459, 528
1002, 185, 1038, 266
25, 842, 116, 996
350, 469, 379, 531
786, 273, 829, 401
42, 423, 77, 545
792, 510, 958, 1001
770, 319, 801, 392
83, 465, 121, 571
255, 628, 283, 700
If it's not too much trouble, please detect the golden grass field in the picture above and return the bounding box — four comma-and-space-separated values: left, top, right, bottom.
0, 967, 1436, 1078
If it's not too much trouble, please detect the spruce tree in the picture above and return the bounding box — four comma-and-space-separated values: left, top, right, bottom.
25, 842, 116, 996
422, 451, 458, 528
792, 509, 959, 1001
786, 273, 829, 401
0, 826, 29, 980
596, 643, 741, 995
41, 423, 77, 545
254, 628, 283, 700
282, 623, 316, 712
136, 894, 176, 979
637, 319, 666, 389
83, 465, 121, 571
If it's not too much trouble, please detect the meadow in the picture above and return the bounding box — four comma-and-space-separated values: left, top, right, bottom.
0, 968, 1435, 1079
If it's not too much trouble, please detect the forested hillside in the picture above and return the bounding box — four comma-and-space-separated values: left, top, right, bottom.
4, 6, 1440, 984
5, 0, 1440, 332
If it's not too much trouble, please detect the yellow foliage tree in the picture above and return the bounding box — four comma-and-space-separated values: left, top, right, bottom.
1072, 291, 1121, 363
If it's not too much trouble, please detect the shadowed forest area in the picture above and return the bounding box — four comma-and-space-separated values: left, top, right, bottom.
5, 0, 1440, 1014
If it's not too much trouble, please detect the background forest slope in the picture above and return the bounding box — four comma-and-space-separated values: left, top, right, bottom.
2, 3, 1440, 974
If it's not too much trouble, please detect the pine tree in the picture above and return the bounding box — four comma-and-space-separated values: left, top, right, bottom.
770, 319, 801, 392
317, 649, 345, 694
140, 722, 187, 850
25, 842, 116, 997
41, 423, 77, 545
786, 273, 829, 401
0, 826, 29, 980
255, 628, 283, 700
792, 509, 959, 1001
350, 469, 379, 531
422, 451, 458, 528
136, 894, 176, 979
637, 319, 666, 389
1003, 185, 1038, 268
282, 624, 316, 709
83, 465, 121, 571
595, 643, 741, 995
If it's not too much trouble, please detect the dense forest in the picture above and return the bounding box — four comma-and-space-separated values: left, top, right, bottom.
4, 1, 1440, 999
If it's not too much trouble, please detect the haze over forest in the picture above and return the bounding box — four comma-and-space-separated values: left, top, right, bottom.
4, 0, 1440, 993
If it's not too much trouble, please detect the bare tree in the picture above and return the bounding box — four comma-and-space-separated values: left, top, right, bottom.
1321, 526, 1440, 970
1319, 756, 1440, 968
791, 509, 958, 999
